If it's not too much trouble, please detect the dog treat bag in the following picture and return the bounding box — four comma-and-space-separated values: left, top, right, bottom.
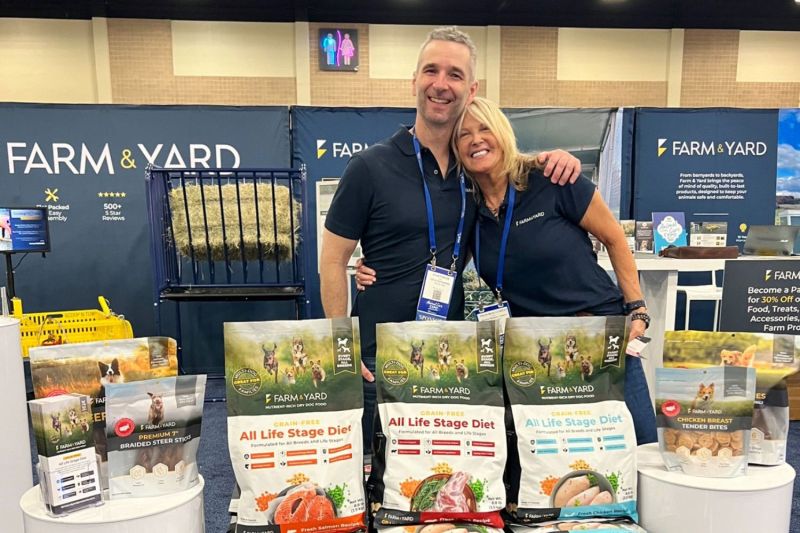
105, 374, 206, 498
225, 318, 365, 533
655, 366, 755, 478
508, 517, 647, 532
503, 317, 637, 524
663, 331, 799, 465
29, 337, 179, 484
370, 320, 506, 529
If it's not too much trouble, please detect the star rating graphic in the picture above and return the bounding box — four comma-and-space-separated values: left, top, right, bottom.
97, 192, 127, 198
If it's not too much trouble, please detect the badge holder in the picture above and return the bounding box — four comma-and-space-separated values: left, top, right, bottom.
416, 256, 457, 321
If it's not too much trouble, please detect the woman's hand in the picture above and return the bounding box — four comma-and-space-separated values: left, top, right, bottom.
354, 258, 377, 291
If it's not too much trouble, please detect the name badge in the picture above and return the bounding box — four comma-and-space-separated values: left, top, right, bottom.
416, 265, 457, 321
476, 301, 511, 348
625, 335, 651, 358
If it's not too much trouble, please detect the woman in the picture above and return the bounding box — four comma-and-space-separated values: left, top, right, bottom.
358, 97, 656, 444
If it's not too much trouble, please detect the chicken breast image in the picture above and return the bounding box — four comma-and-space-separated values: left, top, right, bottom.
568, 486, 600, 507
589, 491, 613, 505
553, 475, 591, 507
432, 472, 471, 513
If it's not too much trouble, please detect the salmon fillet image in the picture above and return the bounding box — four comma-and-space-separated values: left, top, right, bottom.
273, 483, 336, 524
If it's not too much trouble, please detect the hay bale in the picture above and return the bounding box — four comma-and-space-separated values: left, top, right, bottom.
168, 183, 300, 262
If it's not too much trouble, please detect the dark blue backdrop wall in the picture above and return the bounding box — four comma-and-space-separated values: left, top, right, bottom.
0, 104, 290, 373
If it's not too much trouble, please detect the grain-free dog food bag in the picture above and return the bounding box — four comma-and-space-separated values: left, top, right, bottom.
655, 367, 755, 478
663, 331, 799, 465
504, 317, 637, 524
225, 318, 365, 533
105, 375, 206, 498
509, 517, 647, 532
370, 320, 506, 528
29, 337, 179, 485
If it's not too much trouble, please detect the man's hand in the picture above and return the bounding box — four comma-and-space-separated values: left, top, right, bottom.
629, 318, 647, 344
361, 361, 375, 382
354, 258, 376, 291
537, 149, 582, 185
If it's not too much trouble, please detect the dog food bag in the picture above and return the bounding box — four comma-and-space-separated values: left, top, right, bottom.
225, 318, 365, 533
379, 524, 504, 533
29, 337, 179, 485
663, 331, 799, 465
503, 316, 637, 524
508, 517, 647, 532
104, 374, 206, 498
655, 366, 755, 478
370, 320, 506, 528
29, 393, 102, 516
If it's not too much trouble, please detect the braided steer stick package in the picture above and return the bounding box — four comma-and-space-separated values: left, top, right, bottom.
503, 316, 637, 525
225, 318, 365, 533
370, 320, 506, 529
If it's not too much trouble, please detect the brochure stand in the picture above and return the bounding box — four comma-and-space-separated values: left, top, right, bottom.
19, 475, 205, 533
637, 443, 795, 532
1, 317, 32, 533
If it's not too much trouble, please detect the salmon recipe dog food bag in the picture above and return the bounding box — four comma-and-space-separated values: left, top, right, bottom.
225, 318, 365, 533
105, 374, 207, 498
663, 331, 799, 465
503, 317, 637, 524
656, 366, 755, 477
370, 320, 506, 528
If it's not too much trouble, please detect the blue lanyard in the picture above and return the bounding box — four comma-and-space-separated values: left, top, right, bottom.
412, 134, 466, 271
475, 184, 516, 301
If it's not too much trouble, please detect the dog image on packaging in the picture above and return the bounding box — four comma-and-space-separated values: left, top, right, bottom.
29, 393, 102, 516
225, 318, 365, 533
105, 374, 206, 498
370, 320, 506, 529
503, 317, 637, 525
663, 331, 799, 465
656, 366, 755, 477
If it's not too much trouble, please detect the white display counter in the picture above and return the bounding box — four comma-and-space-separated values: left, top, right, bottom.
20, 475, 205, 533
597, 254, 800, 401
637, 443, 795, 532
1, 317, 33, 533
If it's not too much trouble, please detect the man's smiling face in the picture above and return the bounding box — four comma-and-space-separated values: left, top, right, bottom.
413, 40, 478, 129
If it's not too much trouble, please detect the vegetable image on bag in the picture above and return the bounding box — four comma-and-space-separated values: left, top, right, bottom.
225, 318, 365, 533
503, 317, 637, 525
370, 321, 506, 528
655, 366, 755, 477
662, 331, 799, 465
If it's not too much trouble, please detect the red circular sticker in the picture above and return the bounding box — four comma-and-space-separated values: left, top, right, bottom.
661, 400, 681, 417
114, 418, 135, 437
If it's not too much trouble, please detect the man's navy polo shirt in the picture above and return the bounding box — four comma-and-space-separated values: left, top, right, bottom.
325, 126, 477, 361
475, 172, 623, 317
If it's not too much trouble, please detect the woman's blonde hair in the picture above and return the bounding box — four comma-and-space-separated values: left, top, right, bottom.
452, 96, 543, 190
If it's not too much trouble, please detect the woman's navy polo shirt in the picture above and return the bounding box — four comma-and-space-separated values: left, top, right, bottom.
475, 171, 623, 316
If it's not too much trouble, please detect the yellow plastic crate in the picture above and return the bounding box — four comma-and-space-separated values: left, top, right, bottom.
12, 296, 134, 357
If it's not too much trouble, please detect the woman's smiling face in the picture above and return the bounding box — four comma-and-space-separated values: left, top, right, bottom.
456, 112, 504, 179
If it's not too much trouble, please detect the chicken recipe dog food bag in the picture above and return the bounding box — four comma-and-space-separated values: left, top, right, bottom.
370, 320, 506, 528
29, 337, 179, 484
503, 317, 637, 524
656, 366, 755, 477
225, 318, 365, 533
663, 330, 799, 465
105, 375, 206, 498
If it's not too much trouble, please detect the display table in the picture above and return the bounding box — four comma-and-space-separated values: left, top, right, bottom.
597, 254, 800, 401
20, 475, 205, 533
637, 443, 795, 532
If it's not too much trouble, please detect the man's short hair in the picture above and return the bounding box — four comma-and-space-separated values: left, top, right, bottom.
417, 26, 477, 81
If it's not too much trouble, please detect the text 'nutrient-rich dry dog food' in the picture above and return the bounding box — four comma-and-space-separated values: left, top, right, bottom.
656, 366, 755, 477
225, 318, 365, 533
29, 337, 179, 485
370, 320, 506, 528
105, 375, 206, 497
29, 394, 103, 516
503, 317, 637, 524
663, 330, 799, 465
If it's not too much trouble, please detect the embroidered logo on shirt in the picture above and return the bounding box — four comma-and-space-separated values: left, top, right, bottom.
515, 211, 545, 227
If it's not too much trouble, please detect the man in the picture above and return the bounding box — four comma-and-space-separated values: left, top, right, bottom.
320, 26, 580, 445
